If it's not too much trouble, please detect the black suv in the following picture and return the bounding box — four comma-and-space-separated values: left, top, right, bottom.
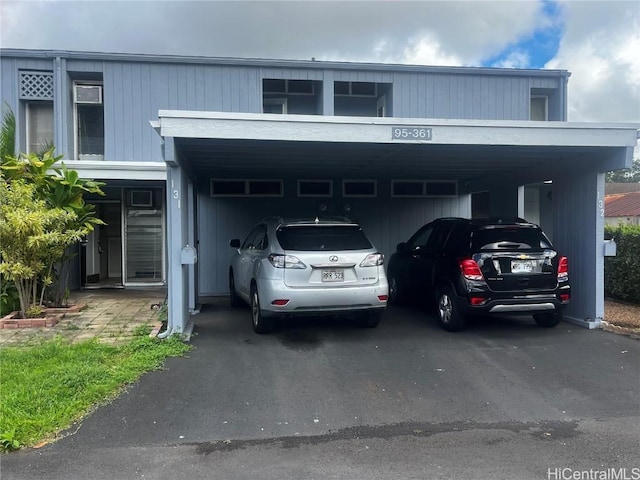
387, 218, 570, 331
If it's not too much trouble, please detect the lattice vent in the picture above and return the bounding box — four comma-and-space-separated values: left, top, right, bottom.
20, 71, 54, 99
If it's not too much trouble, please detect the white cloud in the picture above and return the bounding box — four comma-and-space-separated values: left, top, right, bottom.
401, 32, 465, 67
492, 50, 531, 69
545, 0, 640, 123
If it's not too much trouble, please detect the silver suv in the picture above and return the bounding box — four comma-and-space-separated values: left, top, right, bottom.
229, 217, 388, 333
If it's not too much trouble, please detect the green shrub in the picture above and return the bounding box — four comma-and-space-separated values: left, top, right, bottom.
604, 224, 640, 304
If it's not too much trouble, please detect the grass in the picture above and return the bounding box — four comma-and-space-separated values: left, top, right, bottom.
0, 327, 190, 452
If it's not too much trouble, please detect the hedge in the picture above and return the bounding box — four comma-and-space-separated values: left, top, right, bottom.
604, 224, 640, 305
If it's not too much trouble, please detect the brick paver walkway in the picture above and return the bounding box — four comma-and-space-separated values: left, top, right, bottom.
0, 288, 166, 347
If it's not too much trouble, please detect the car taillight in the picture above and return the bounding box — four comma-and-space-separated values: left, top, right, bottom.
360, 253, 384, 267
460, 259, 484, 281
268, 254, 307, 269
557, 256, 568, 282
469, 296, 487, 306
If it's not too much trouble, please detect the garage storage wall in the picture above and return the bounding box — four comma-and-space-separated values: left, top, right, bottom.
196, 188, 470, 296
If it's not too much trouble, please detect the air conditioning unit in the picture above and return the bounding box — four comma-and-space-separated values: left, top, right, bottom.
74, 85, 103, 104
130, 190, 153, 208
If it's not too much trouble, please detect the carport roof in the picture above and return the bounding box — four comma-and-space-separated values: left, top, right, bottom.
154, 111, 639, 185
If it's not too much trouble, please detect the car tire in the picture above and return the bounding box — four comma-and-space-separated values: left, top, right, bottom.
388, 276, 404, 305
250, 284, 274, 334
358, 310, 382, 328
229, 271, 243, 307
533, 312, 562, 328
437, 286, 465, 332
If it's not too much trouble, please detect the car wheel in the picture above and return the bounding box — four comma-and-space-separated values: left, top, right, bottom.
437, 287, 465, 332
250, 284, 274, 334
358, 310, 382, 328
533, 312, 562, 328
229, 270, 243, 307
388, 276, 404, 305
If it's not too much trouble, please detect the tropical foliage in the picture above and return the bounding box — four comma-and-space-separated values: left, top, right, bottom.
0, 105, 105, 316
604, 224, 640, 304
606, 156, 640, 183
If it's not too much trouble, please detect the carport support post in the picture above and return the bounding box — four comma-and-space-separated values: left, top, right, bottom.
164, 137, 190, 334
552, 171, 605, 328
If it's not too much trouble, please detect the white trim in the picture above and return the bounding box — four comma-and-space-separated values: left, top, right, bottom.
54, 160, 167, 180
157, 110, 639, 148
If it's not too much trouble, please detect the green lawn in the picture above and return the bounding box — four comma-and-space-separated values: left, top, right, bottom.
0, 328, 190, 451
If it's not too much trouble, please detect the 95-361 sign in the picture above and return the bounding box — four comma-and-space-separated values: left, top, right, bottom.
392, 127, 432, 141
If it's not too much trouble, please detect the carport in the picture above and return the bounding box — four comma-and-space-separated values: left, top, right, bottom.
153, 111, 638, 335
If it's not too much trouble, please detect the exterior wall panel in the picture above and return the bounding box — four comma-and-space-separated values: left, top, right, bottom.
100, 61, 262, 161
391, 72, 531, 120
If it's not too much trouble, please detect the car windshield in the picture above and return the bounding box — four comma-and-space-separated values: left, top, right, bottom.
471, 226, 552, 250
276, 225, 372, 251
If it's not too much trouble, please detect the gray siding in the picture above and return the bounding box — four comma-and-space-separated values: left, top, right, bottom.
101, 61, 262, 161
552, 170, 605, 322
393, 72, 530, 120
2, 52, 569, 162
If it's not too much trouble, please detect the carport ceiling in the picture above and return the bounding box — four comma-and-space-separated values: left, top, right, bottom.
176, 138, 615, 181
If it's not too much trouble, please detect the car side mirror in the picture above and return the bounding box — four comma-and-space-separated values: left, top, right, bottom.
229, 239, 241, 249
396, 242, 409, 253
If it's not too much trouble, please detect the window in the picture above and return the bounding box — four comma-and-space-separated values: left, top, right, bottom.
26, 101, 54, 154
263, 98, 288, 114
392, 180, 424, 197
530, 96, 548, 121
298, 180, 332, 197
263, 79, 314, 94
392, 180, 457, 197
211, 179, 283, 197
276, 225, 372, 251
408, 225, 434, 249
248, 180, 282, 196
334, 81, 376, 97
241, 224, 268, 250
74, 83, 104, 160
343, 180, 377, 197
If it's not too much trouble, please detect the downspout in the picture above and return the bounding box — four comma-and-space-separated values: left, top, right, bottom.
157, 325, 174, 339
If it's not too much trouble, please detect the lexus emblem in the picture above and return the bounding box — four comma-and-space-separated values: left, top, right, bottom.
329, 255, 339, 262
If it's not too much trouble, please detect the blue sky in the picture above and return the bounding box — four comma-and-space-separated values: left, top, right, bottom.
483, 0, 564, 68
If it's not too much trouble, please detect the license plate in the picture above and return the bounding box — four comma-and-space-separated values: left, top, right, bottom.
322, 270, 344, 282
511, 260, 534, 273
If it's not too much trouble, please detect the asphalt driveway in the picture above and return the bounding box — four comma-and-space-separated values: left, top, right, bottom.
3, 298, 639, 480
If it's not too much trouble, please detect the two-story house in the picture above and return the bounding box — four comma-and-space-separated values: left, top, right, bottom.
1, 49, 637, 334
